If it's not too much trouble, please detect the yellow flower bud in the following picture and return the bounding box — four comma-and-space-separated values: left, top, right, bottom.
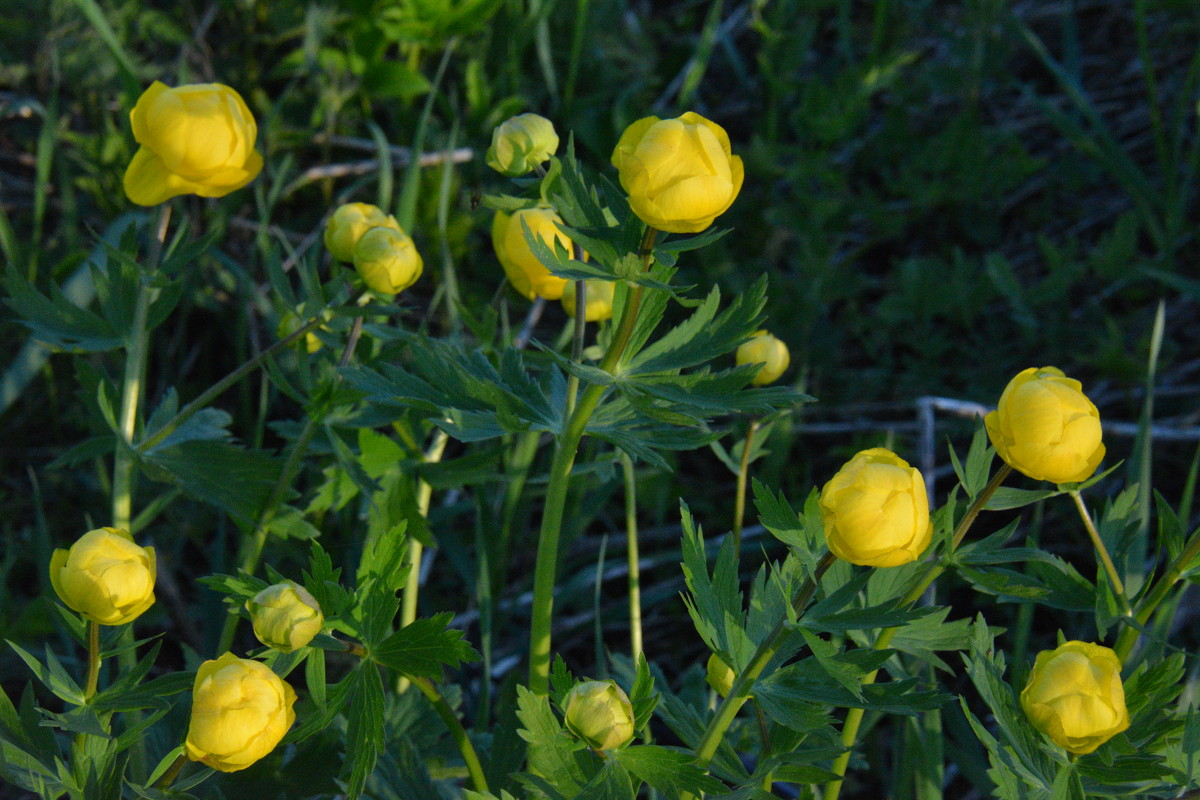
560, 279, 615, 322
563, 680, 636, 751
246, 581, 324, 653
611, 111, 744, 234
820, 448, 931, 567
277, 311, 323, 354
1020, 641, 1129, 755
705, 654, 736, 698
49, 528, 156, 625
185, 652, 297, 772
985, 367, 1106, 485
123, 82, 262, 206
486, 113, 559, 177
491, 207, 571, 300
353, 226, 424, 295
736, 330, 790, 386
325, 203, 402, 263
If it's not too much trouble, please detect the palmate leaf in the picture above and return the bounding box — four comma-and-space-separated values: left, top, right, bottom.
615, 746, 725, 800
515, 686, 595, 797
754, 652, 950, 718
341, 661, 386, 800
679, 502, 756, 668
625, 277, 766, 376
370, 612, 479, 682
142, 439, 282, 523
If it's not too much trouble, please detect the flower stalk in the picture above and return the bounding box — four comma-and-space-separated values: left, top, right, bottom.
731, 418, 760, 555
823, 463, 1012, 800
527, 227, 658, 695
1070, 490, 1134, 619
83, 620, 100, 701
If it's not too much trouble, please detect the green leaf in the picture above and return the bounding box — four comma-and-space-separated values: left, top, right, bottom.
371, 612, 479, 681
341, 662, 385, 800
985, 488, 1061, 511
3, 262, 122, 351
515, 686, 593, 796
963, 423, 995, 499
143, 439, 282, 522
267, 504, 321, 540
755, 652, 949, 716
7, 640, 85, 705
577, 759, 636, 800
615, 746, 724, 799
629, 654, 658, 733
887, 608, 974, 673
679, 502, 755, 668
39, 705, 109, 738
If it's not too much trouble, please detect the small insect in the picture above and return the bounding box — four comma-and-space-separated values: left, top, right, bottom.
469, 187, 483, 210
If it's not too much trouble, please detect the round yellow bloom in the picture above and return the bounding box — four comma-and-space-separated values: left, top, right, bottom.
123, 81, 262, 206
486, 113, 559, 177
353, 226, 423, 295
324, 203, 402, 263
49, 528, 156, 625
820, 448, 931, 567
610, 111, 744, 234
560, 279, 615, 322
1020, 641, 1129, 755
985, 367, 1105, 485
705, 654, 736, 698
492, 207, 571, 300
564, 680, 635, 751
736, 330, 790, 386
185, 652, 297, 772
246, 581, 324, 653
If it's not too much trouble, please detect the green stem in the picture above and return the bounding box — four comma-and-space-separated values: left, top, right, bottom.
83, 620, 100, 701
1070, 490, 1134, 619
565, 274, 587, 415
136, 314, 326, 453
1114, 519, 1200, 663
152, 753, 188, 790
754, 701, 773, 792
824, 463, 1012, 800
412, 676, 490, 793
398, 429, 451, 692
112, 205, 171, 531
216, 318, 365, 655
688, 552, 836, 778
621, 451, 642, 660
731, 419, 759, 556
527, 228, 658, 695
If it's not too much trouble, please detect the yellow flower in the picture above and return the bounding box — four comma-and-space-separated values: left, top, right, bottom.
610, 111, 744, 234
705, 654, 736, 698
564, 680, 636, 752
123, 81, 262, 206
486, 113, 559, 176
1020, 641, 1129, 755
560, 279, 615, 322
49, 528, 156, 625
736, 330, 790, 386
246, 581, 324, 653
985, 367, 1106, 484
820, 448, 931, 567
353, 226, 424, 295
492, 207, 571, 300
185, 652, 297, 772
324, 203, 402, 263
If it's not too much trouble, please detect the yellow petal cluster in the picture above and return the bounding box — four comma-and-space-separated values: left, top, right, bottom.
1020, 641, 1129, 755
324, 203, 403, 263
563, 680, 636, 751
49, 528, 156, 625
353, 226, 424, 295
246, 581, 324, 653
560, 279, 615, 322
611, 112, 744, 233
185, 652, 297, 772
985, 367, 1105, 484
492, 207, 572, 300
736, 330, 790, 386
486, 113, 559, 177
820, 448, 931, 567
124, 82, 262, 206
